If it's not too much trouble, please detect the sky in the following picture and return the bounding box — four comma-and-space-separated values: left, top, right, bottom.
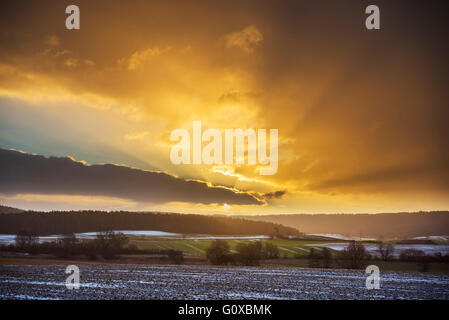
0, 0, 448, 214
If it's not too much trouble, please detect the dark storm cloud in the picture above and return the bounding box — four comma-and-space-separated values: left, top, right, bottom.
263, 190, 287, 200
0, 149, 263, 205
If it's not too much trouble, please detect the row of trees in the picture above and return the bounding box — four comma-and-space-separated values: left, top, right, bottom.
307, 241, 449, 270
206, 240, 280, 266
12, 231, 130, 259
305, 243, 367, 269
205, 240, 393, 268
206, 240, 449, 270
4, 231, 183, 263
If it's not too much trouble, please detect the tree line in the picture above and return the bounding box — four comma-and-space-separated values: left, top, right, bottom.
206, 240, 280, 266
205, 240, 449, 271
0, 209, 300, 237
2, 231, 183, 263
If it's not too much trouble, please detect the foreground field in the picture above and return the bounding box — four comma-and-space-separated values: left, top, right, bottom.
1, 264, 448, 300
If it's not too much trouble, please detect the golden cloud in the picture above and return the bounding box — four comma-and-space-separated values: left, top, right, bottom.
224, 25, 263, 53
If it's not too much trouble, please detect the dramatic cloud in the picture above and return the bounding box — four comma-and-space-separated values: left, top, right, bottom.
64, 58, 79, 68
0, 0, 448, 212
263, 190, 287, 200
44, 35, 60, 47
0, 149, 263, 206
124, 47, 171, 70
224, 25, 263, 53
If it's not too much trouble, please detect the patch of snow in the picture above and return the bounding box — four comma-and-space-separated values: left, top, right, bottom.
413, 235, 449, 241
76, 230, 179, 237
308, 233, 375, 241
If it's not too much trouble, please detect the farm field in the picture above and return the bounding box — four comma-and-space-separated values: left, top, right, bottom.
1, 264, 449, 300
129, 238, 334, 258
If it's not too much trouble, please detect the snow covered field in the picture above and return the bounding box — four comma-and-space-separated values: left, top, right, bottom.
1, 264, 448, 300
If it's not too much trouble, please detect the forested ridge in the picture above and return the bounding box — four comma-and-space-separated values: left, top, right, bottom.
240, 212, 449, 238
0, 206, 299, 236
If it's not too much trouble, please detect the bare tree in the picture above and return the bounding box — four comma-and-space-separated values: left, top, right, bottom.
15, 231, 37, 249
263, 242, 280, 259
377, 242, 395, 261
206, 240, 230, 265
308, 248, 320, 268
341, 241, 367, 269
322, 248, 332, 268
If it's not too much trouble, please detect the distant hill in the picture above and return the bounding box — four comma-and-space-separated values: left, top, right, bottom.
0, 207, 300, 236
239, 212, 449, 239
0, 205, 25, 214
